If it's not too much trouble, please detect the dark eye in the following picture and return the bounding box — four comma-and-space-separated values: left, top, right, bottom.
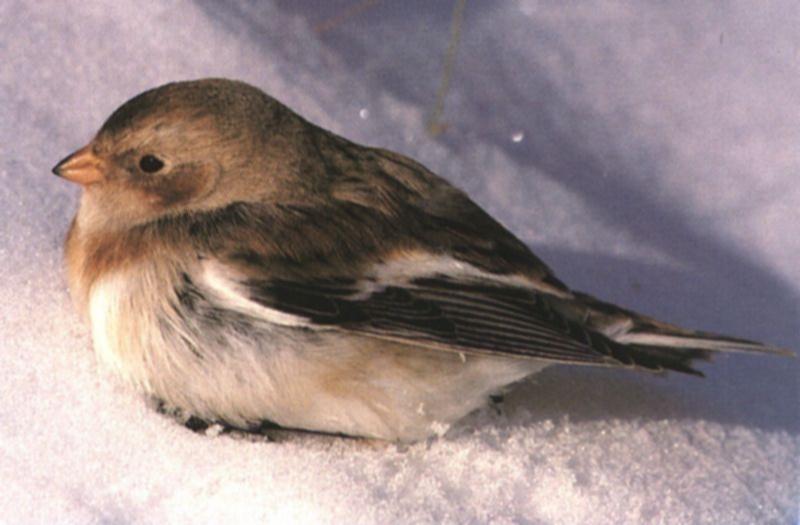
139, 155, 164, 173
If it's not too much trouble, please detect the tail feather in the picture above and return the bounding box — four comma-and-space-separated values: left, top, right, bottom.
561, 291, 794, 376
618, 345, 711, 377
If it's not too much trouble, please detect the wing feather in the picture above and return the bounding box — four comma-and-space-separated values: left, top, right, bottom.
237, 273, 619, 366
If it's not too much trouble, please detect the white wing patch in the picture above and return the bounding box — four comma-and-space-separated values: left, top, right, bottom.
200, 260, 310, 327
363, 252, 571, 298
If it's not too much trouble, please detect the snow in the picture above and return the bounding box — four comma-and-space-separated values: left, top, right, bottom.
1, 1, 798, 523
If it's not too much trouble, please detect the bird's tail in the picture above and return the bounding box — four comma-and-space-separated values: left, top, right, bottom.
567, 292, 793, 377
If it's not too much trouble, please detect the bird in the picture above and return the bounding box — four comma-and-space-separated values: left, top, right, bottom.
53, 78, 789, 442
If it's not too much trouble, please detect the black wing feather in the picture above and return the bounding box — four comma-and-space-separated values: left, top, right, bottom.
243, 275, 639, 368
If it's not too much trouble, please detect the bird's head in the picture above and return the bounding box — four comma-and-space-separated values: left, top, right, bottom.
53, 78, 302, 230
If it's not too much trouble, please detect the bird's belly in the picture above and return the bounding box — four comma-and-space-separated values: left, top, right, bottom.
250, 336, 546, 441
88, 270, 543, 441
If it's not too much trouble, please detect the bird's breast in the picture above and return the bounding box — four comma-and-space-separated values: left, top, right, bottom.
88, 269, 139, 383
86, 261, 183, 393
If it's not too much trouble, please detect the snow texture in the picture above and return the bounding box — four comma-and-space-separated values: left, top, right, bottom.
1, 1, 798, 523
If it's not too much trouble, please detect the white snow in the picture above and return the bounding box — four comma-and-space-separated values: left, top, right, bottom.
1, 1, 798, 523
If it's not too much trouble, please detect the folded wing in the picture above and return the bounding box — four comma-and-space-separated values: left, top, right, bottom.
196, 257, 767, 376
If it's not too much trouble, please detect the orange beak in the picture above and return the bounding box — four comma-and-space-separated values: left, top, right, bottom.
52, 144, 106, 185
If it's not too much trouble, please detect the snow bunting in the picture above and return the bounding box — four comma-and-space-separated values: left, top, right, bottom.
53, 79, 789, 441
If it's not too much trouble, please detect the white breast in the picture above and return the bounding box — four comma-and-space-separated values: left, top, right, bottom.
89, 271, 131, 382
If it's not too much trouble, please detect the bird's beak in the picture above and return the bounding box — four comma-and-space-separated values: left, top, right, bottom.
52, 144, 106, 185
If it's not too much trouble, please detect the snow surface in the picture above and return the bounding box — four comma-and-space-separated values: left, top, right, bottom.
1, 1, 798, 523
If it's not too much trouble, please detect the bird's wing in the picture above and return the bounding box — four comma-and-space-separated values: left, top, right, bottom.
177, 192, 630, 366
195, 250, 794, 377
194, 255, 624, 367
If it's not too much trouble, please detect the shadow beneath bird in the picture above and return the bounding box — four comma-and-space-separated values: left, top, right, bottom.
493, 359, 798, 434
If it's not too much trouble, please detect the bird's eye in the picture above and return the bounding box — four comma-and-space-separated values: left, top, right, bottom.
139, 155, 164, 173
